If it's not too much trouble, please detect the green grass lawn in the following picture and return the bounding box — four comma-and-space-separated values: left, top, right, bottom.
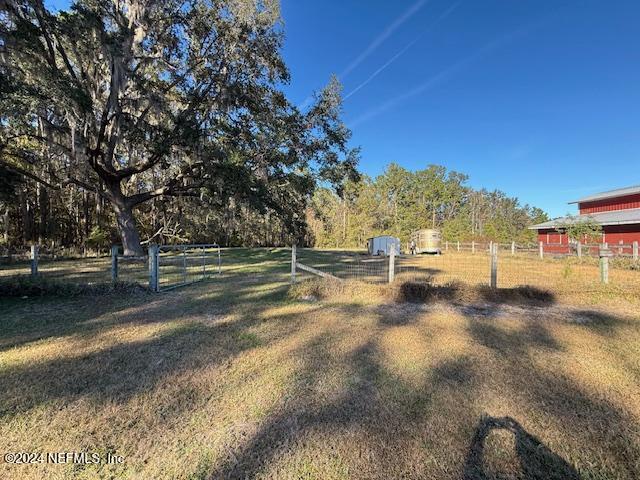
1, 249, 639, 479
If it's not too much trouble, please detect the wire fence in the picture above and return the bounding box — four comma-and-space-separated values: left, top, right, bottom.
0, 243, 222, 291
0, 245, 118, 285
3, 243, 639, 295
295, 248, 390, 283
293, 246, 640, 293
440, 240, 640, 260
0, 245, 112, 264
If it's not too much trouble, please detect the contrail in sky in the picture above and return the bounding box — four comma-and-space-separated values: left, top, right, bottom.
344, 1, 461, 101
344, 37, 424, 102
339, 0, 429, 79
298, 0, 428, 110
348, 20, 547, 128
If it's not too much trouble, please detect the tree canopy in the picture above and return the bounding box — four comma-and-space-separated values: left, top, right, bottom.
1, 0, 358, 254
307, 163, 549, 248
556, 215, 602, 244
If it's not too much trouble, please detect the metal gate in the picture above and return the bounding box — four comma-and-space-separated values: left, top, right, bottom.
149, 244, 221, 292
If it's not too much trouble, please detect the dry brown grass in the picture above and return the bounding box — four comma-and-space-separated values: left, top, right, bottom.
1, 252, 639, 479
396, 251, 640, 304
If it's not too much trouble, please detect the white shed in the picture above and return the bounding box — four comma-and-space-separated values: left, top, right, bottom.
367, 236, 401, 256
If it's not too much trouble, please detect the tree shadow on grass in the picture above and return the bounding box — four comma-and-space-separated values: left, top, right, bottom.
223, 302, 637, 478
209, 283, 638, 479
0, 273, 293, 353
468, 319, 561, 355
566, 309, 634, 334
524, 370, 640, 478
465, 310, 640, 478
0, 293, 156, 352
463, 415, 581, 480
4, 268, 638, 478
0, 322, 235, 419
209, 313, 477, 479
0, 280, 320, 421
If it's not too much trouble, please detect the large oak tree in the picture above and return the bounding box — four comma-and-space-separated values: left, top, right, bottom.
0, 0, 358, 255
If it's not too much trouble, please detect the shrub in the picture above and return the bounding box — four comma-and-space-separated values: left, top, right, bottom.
476, 284, 555, 305
395, 281, 463, 303
288, 278, 555, 306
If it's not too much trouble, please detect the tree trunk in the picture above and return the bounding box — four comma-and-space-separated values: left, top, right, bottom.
342, 201, 347, 245
38, 183, 49, 243
3, 206, 9, 244
102, 179, 145, 256
114, 202, 144, 256
83, 190, 90, 239
20, 189, 32, 244
432, 203, 436, 228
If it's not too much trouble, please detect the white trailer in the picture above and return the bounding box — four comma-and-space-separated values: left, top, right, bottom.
367, 235, 401, 256
410, 229, 441, 254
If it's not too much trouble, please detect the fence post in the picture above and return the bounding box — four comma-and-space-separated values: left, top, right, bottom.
599, 247, 610, 284
217, 245, 222, 274
30, 244, 38, 276
539, 241, 544, 259
457, 241, 460, 252
148, 244, 159, 292
182, 246, 187, 283
291, 244, 297, 284
511, 241, 515, 255
388, 244, 396, 284
633, 241, 639, 261
111, 245, 119, 281
471, 241, 475, 254
202, 246, 206, 278
490, 243, 498, 289
445, 241, 448, 251
577, 241, 582, 258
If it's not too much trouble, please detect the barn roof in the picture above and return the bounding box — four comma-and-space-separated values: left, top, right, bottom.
530, 208, 640, 230
569, 185, 640, 204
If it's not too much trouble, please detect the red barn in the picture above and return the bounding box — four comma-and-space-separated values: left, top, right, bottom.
530, 185, 640, 254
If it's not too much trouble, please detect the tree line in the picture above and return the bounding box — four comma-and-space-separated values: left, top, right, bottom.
307, 164, 549, 248
0, 160, 549, 253
0, 167, 310, 252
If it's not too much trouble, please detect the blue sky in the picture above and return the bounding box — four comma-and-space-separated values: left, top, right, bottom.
281, 0, 640, 217
46, 0, 640, 218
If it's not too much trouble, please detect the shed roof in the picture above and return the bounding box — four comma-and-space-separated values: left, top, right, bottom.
530, 208, 640, 230
569, 185, 640, 204
367, 235, 399, 240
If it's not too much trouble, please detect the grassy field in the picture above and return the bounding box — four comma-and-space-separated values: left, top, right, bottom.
1, 249, 639, 479
3, 246, 639, 297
